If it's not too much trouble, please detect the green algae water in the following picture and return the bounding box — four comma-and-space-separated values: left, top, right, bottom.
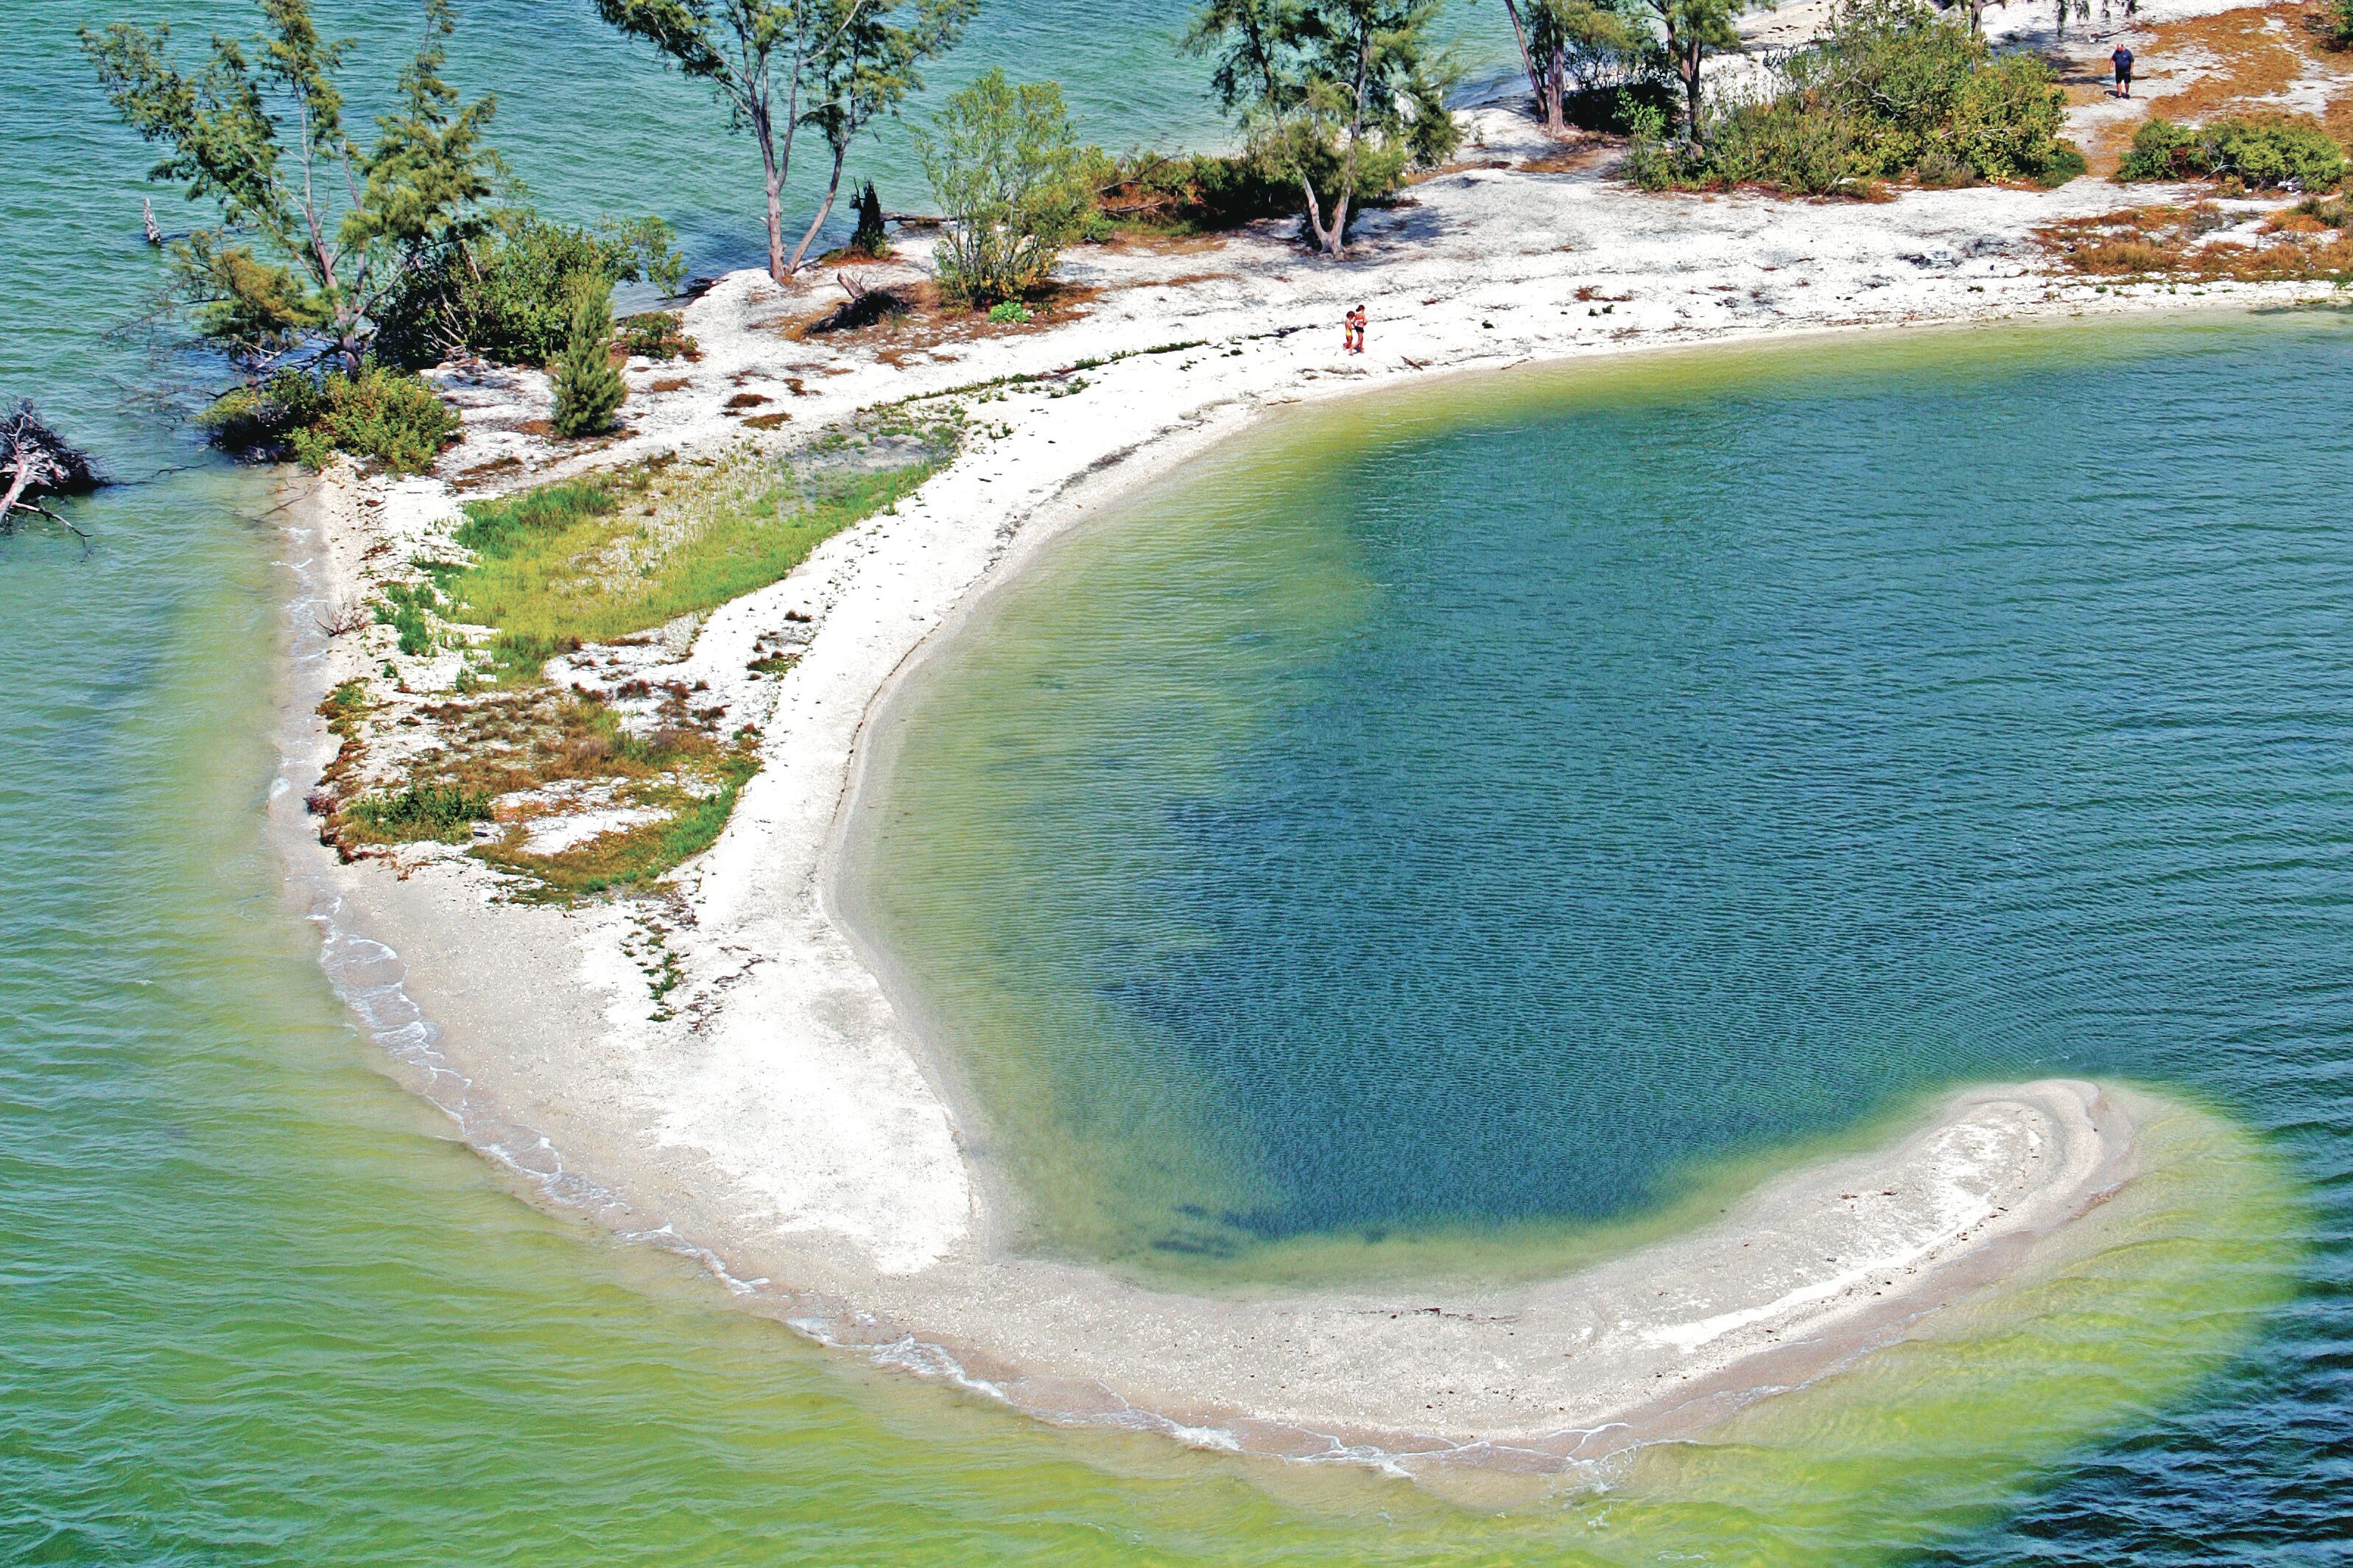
4, 0, 2346, 1560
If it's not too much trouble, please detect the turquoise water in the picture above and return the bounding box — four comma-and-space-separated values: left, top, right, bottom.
2, 0, 2344, 1561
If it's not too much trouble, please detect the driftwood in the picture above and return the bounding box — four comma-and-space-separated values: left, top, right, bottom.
807, 271, 909, 334
1, 403, 102, 535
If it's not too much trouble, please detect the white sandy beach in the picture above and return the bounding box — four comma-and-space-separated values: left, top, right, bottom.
271, 0, 2341, 1470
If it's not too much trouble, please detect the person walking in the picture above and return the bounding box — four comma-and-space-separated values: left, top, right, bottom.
2111, 43, 2134, 99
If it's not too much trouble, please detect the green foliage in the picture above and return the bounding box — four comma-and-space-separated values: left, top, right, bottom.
81, 0, 499, 367
918, 71, 1091, 306
439, 432, 953, 673
850, 180, 891, 253
594, 0, 973, 281
452, 479, 619, 558
1510, 0, 1659, 133
1628, 1, 2069, 193
1087, 149, 1300, 233
344, 779, 496, 840
376, 581, 444, 655
1188, 0, 1461, 255
1641, 0, 1753, 143
2328, 0, 2353, 49
618, 311, 698, 361
550, 284, 627, 439
988, 300, 1035, 324
377, 210, 684, 368
2118, 115, 2346, 191
201, 362, 458, 474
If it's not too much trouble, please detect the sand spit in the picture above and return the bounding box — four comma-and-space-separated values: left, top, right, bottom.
277, 2, 2313, 1471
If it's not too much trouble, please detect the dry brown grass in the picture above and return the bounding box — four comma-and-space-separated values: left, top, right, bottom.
2100, 2, 2353, 166
2038, 199, 2353, 278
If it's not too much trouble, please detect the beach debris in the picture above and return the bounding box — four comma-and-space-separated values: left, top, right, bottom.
1, 401, 102, 534
807, 272, 910, 334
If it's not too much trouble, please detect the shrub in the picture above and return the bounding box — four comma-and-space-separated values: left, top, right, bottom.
1630, 0, 2069, 194
988, 300, 1035, 324
376, 211, 685, 370
1086, 150, 1298, 233
202, 363, 458, 475
2326, 0, 2353, 50
917, 70, 1090, 307
619, 311, 697, 362
2119, 115, 2345, 190
343, 780, 496, 841
550, 284, 625, 440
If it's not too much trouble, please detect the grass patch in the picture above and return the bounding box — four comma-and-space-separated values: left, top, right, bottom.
431, 429, 952, 677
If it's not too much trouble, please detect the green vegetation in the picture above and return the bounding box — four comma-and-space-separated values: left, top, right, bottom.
2328, 0, 2353, 50
1189, 0, 1460, 256
2119, 114, 2346, 191
323, 684, 758, 893
376, 581, 446, 655
593, 0, 974, 282
1644, 0, 1754, 146
849, 180, 891, 255
1500, 0, 1652, 137
1628, 1, 2073, 194
1083, 150, 1299, 235
200, 362, 460, 475
342, 780, 497, 841
619, 311, 697, 361
918, 71, 1091, 306
376, 211, 684, 370
430, 423, 954, 675
81, 0, 496, 370
550, 284, 627, 439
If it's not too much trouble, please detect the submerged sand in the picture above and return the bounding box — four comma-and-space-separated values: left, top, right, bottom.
269, 4, 2320, 1471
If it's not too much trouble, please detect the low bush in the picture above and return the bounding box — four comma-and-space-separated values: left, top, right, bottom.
1629, 0, 2070, 194
2118, 115, 2346, 190
343, 780, 496, 841
2324, 0, 2353, 50
200, 363, 459, 475
376, 211, 685, 370
619, 311, 697, 362
1086, 150, 1298, 233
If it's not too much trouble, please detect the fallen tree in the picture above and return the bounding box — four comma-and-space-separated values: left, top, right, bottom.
1, 403, 102, 535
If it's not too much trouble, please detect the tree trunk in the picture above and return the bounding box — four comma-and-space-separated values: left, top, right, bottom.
1500, 0, 1544, 117
753, 99, 787, 284
1680, 38, 1706, 148
787, 135, 853, 275
1543, 48, 1567, 135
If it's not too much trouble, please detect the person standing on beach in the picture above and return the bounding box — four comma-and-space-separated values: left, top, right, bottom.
2111, 44, 2134, 99
1345, 305, 1367, 355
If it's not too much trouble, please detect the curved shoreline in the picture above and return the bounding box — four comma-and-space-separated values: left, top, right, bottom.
268, 105, 2341, 1467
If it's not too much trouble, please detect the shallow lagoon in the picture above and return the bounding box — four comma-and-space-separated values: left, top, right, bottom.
849, 313, 2353, 1296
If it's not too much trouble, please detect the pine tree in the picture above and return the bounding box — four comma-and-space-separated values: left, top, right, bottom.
550, 282, 625, 438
